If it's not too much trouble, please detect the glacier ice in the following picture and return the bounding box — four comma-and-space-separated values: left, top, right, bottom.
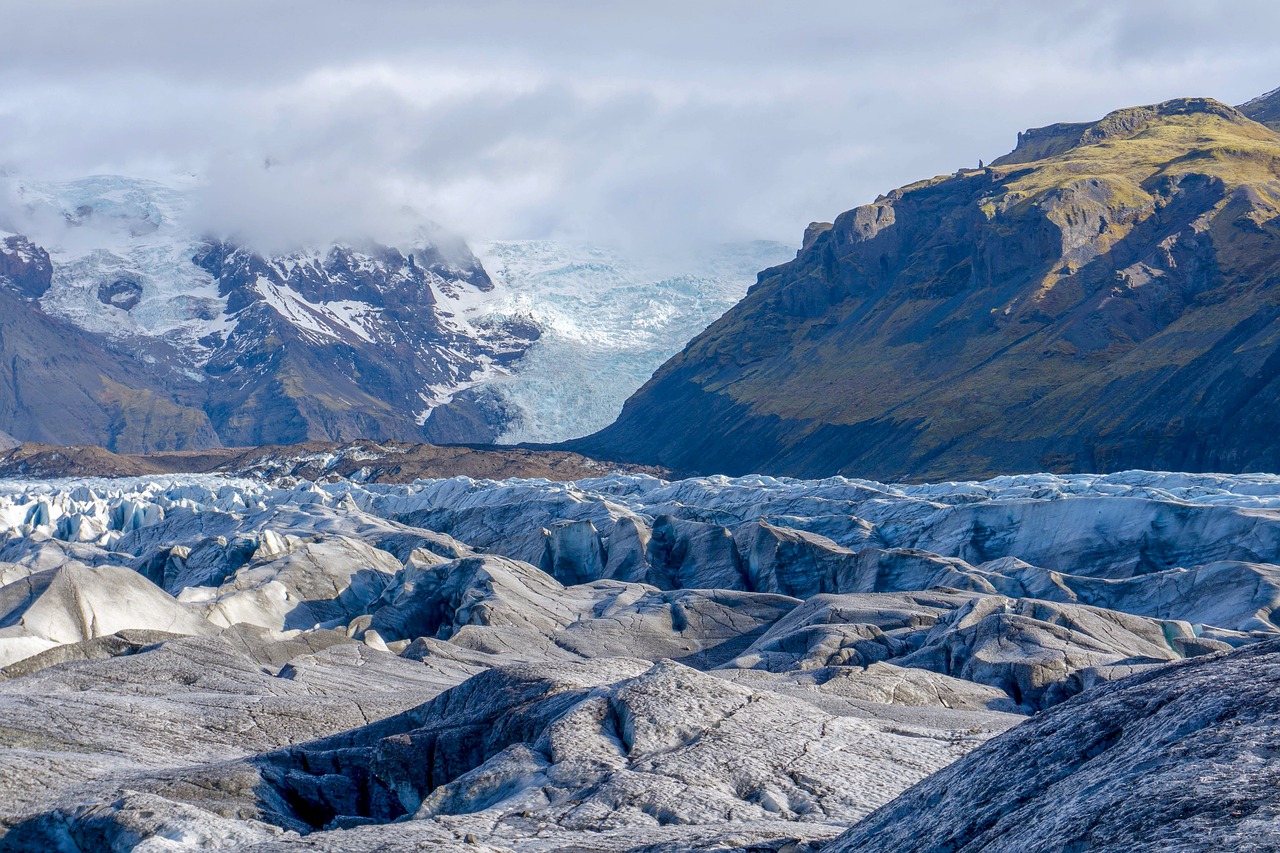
468, 239, 796, 442
0, 468, 1277, 848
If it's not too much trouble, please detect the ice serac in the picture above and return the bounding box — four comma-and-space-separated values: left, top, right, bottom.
180, 537, 402, 632
827, 638, 1280, 853
0, 562, 217, 666
575, 93, 1280, 480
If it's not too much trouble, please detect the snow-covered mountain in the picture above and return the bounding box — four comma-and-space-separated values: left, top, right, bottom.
0, 174, 791, 451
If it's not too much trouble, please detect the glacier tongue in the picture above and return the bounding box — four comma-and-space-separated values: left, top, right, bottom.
464, 239, 795, 443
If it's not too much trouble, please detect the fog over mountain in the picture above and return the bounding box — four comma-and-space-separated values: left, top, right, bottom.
3, 1, 1279, 251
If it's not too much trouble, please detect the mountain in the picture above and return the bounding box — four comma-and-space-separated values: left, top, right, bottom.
1242, 86, 1280, 131
574, 95, 1280, 480
0, 176, 535, 452
0, 235, 220, 451
0, 177, 790, 452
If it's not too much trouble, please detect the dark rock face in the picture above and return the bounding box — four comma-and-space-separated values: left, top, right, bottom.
192, 236, 527, 445
827, 638, 1280, 853
192, 239, 490, 314
420, 386, 515, 445
0, 236, 52, 298
189, 239, 520, 448
575, 96, 1280, 480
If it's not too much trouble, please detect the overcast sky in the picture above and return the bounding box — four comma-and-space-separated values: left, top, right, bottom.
3, 0, 1279, 251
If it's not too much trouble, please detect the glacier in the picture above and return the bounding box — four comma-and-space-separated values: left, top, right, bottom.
467, 240, 795, 442
0, 467, 1277, 849
8, 175, 234, 353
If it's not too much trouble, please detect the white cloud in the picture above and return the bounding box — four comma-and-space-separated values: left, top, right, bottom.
2, 0, 1277, 250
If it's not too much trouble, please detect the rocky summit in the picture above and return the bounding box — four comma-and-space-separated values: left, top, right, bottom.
0, 468, 1279, 849
576, 95, 1280, 481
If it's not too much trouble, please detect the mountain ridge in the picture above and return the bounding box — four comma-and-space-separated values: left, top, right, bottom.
0, 439, 668, 482
0, 176, 541, 453
571, 93, 1280, 480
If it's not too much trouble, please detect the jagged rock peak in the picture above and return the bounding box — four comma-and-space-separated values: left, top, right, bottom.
0, 235, 52, 298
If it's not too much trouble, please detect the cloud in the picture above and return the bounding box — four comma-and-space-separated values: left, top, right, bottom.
1, 0, 1278, 250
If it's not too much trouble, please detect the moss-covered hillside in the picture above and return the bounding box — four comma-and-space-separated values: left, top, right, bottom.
574, 95, 1280, 480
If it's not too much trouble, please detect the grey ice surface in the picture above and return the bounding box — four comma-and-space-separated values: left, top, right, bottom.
0, 469, 1277, 849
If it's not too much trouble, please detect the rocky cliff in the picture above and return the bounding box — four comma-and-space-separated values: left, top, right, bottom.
575, 95, 1280, 480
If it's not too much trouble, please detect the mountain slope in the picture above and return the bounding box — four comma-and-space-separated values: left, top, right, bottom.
0, 244, 217, 451
575, 96, 1280, 480
1242, 86, 1280, 131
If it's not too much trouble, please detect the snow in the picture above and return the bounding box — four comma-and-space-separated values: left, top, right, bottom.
252, 278, 389, 346
1240, 86, 1280, 109
324, 299, 380, 343
7, 176, 233, 357
467, 240, 795, 442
